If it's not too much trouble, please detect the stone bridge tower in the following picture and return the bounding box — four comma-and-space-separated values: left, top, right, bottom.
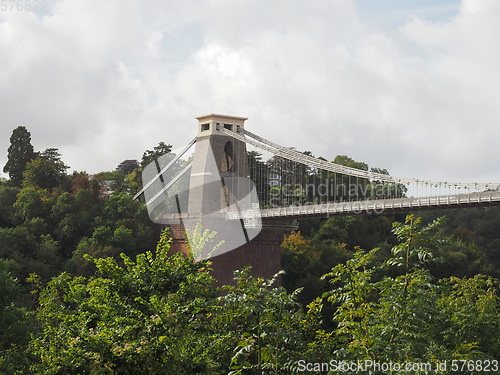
188, 114, 250, 214
165, 114, 283, 287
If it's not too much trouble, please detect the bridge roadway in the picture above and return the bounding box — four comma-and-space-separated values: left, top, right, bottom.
154, 192, 500, 225
257, 191, 500, 219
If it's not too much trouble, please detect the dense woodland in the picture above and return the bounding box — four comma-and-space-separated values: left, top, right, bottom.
1, 126, 499, 374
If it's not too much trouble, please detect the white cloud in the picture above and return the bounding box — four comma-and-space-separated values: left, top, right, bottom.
1, 0, 499, 184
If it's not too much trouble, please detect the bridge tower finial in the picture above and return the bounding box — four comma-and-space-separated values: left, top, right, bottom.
195, 113, 248, 137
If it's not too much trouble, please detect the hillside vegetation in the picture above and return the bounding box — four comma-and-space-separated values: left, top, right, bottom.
1, 126, 499, 373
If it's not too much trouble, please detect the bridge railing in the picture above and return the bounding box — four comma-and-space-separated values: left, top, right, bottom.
256, 191, 500, 218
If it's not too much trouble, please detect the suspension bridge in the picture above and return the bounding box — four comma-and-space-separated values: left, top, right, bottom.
133, 113, 500, 285
134, 113, 500, 222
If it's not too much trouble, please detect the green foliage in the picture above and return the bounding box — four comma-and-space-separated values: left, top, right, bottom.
389, 214, 441, 271
24, 217, 49, 239
0, 186, 20, 227
111, 225, 135, 252
124, 168, 143, 197
281, 231, 350, 308
90, 226, 113, 247
312, 215, 394, 251
109, 171, 128, 194
436, 206, 500, 272
322, 248, 379, 356
0, 176, 154, 284
436, 275, 500, 358
96, 170, 131, 195
25, 229, 329, 374
66, 239, 117, 278
49, 189, 101, 257
333, 155, 368, 171
0, 214, 497, 373
0, 260, 30, 373
186, 223, 225, 261
312, 218, 348, 244
0, 224, 62, 284
0, 226, 36, 259
321, 214, 500, 364
22, 149, 69, 190
13, 187, 52, 224
217, 269, 316, 375
30, 230, 218, 374
428, 236, 496, 278
101, 194, 143, 228
2, 124, 500, 373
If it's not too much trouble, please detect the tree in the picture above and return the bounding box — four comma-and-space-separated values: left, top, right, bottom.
141, 142, 172, 168
0, 260, 30, 373
125, 168, 143, 196
28, 227, 328, 374
216, 269, 316, 374
321, 214, 500, 363
368, 167, 407, 199
22, 148, 69, 190
0, 186, 20, 227
117, 159, 140, 175
109, 171, 129, 194
331, 155, 370, 201
436, 275, 500, 359
70, 171, 90, 193
3, 126, 35, 187
13, 187, 52, 225
312, 215, 394, 251
96, 168, 138, 195
281, 231, 350, 309
30, 230, 219, 374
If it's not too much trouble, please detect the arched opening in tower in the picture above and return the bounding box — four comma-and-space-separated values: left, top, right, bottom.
221, 141, 235, 172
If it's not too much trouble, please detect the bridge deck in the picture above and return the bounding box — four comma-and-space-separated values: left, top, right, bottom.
258, 191, 500, 219
151, 192, 500, 224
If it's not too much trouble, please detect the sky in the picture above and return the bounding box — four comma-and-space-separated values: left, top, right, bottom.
1, 0, 499, 184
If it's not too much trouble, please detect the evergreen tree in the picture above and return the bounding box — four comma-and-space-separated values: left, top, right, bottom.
117, 159, 140, 175
3, 126, 35, 187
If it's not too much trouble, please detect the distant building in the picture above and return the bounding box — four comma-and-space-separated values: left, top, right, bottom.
268, 173, 281, 187
99, 180, 115, 197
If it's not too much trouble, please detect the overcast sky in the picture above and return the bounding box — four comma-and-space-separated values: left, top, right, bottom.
1, 0, 499, 184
